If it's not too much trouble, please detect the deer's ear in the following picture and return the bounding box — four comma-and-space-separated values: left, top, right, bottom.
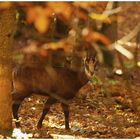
92, 57, 97, 68
83, 56, 87, 63
91, 56, 97, 63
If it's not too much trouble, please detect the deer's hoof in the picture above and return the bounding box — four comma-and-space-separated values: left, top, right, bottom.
15, 122, 21, 128
65, 127, 70, 130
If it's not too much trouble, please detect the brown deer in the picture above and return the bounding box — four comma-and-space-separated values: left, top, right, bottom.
12, 56, 97, 130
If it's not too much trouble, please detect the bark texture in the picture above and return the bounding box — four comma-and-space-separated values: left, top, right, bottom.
0, 8, 16, 136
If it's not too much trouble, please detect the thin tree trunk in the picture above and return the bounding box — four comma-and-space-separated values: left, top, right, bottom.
0, 8, 16, 136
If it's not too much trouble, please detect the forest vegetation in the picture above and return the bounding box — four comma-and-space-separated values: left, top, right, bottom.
0, 1, 139, 138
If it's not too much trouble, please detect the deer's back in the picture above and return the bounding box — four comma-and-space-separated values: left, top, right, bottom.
12, 64, 87, 99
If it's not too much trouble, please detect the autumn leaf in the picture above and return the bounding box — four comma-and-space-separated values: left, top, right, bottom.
26, 6, 50, 33
34, 15, 50, 33
89, 13, 111, 23
82, 28, 111, 46
125, 127, 136, 134
38, 48, 48, 57
47, 2, 72, 21
47, 40, 73, 53
26, 7, 37, 24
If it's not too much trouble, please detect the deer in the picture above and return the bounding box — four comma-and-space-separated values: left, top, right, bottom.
12, 55, 97, 130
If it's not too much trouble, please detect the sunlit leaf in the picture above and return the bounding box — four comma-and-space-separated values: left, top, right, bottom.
47, 2, 72, 21
82, 28, 111, 46
89, 13, 111, 23
125, 127, 136, 134
26, 7, 37, 24
34, 15, 50, 33
47, 40, 73, 53
26, 6, 50, 33
137, 61, 140, 67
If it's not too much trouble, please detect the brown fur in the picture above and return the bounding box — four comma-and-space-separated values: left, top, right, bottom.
12, 64, 88, 99
12, 57, 96, 129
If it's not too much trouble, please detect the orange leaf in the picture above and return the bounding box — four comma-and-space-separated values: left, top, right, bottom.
76, 9, 88, 20
34, 16, 50, 33
38, 48, 48, 57
47, 40, 73, 53
26, 6, 48, 24
47, 2, 72, 21
82, 28, 111, 46
26, 7, 37, 24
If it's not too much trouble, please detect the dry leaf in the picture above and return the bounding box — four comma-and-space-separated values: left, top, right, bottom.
125, 127, 136, 134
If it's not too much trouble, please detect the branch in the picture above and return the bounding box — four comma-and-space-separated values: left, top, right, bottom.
103, 2, 122, 16
110, 23, 140, 59
118, 22, 140, 43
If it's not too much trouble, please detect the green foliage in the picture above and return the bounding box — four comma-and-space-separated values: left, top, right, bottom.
13, 54, 24, 63
124, 61, 135, 69
91, 75, 102, 85
108, 79, 119, 85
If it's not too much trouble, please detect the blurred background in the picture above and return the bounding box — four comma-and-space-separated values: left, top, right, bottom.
0, 1, 140, 138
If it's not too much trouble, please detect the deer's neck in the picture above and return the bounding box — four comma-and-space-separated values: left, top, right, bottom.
77, 70, 89, 88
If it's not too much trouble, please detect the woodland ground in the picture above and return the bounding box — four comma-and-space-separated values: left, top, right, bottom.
12, 2, 140, 138
12, 62, 140, 138
0, 2, 139, 139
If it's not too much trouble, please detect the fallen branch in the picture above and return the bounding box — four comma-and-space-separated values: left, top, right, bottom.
110, 23, 140, 59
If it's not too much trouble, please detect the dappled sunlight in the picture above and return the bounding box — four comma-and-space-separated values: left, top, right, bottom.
137, 61, 140, 67
46, 114, 83, 130
50, 133, 89, 139
13, 75, 140, 138
0, 1, 140, 138
12, 128, 33, 139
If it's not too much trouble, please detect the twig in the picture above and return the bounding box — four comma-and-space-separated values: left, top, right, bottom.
114, 43, 134, 59
110, 23, 140, 59
103, 2, 122, 16
118, 23, 140, 43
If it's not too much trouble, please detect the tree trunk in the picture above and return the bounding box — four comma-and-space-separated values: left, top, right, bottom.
0, 8, 16, 136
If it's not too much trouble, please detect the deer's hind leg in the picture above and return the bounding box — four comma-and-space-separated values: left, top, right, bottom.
37, 97, 57, 129
12, 90, 30, 127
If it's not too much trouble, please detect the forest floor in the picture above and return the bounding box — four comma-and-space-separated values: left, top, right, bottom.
12, 63, 140, 139
11, 3, 140, 135
9, 2, 140, 139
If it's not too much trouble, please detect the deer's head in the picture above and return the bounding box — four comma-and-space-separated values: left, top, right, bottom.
83, 57, 97, 79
